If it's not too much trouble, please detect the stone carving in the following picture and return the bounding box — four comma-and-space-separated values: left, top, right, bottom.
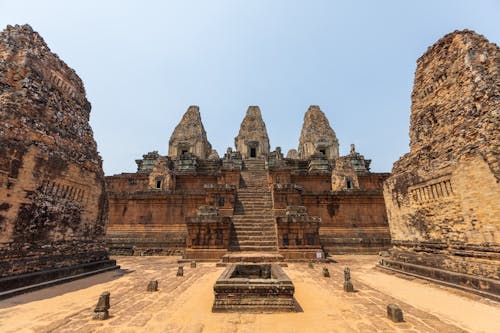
286, 149, 298, 159
168, 105, 212, 159
136, 151, 160, 174
234, 106, 270, 158
0, 24, 116, 290
381, 30, 500, 299
93, 291, 110, 320
343, 267, 354, 292
298, 105, 339, 160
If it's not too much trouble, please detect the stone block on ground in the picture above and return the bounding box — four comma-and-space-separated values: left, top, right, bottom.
387, 304, 404, 322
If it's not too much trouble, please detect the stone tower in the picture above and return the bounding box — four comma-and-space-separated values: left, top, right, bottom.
381, 30, 500, 297
235, 106, 270, 158
168, 105, 213, 159
297, 105, 339, 159
0, 25, 116, 286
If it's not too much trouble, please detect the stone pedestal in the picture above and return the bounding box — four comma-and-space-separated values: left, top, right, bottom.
185, 206, 232, 260
93, 291, 110, 320
212, 264, 296, 312
276, 206, 321, 260
387, 304, 404, 322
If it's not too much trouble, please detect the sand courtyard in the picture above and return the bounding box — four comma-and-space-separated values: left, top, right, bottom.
0, 255, 498, 333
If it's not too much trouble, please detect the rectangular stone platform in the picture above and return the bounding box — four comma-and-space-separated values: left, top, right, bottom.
0, 259, 119, 300
212, 263, 296, 312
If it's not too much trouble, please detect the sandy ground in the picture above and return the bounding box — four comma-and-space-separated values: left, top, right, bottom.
0, 255, 498, 333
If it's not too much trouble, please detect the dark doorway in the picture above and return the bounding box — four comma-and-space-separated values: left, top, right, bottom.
319, 149, 326, 156
250, 147, 256, 158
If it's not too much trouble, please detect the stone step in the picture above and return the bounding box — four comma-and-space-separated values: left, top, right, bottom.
233, 228, 275, 233
231, 230, 274, 236
236, 202, 272, 206
233, 214, 274, 218
236, 246, 277, 251
234, 235, 276, 241
238, 194, 270, 196
234, 240, 276, 246
233, 227, 275, 232
233, 219, 275, 223
233, 212, 274, 216
233, 218, 275, 223
234, 223, 274, 232
222, 252, 284, 263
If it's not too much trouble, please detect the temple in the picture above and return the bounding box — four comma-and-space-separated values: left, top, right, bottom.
106, 104, 390, 260
380, 30, 500, 298
0, 25, 117, 293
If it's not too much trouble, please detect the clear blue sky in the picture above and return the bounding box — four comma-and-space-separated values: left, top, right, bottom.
1, 1, 499, 174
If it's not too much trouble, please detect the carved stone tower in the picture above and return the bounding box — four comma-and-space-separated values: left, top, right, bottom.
235, 106, 270, 158
297, 105, 339, 159
168, 105, 213, 159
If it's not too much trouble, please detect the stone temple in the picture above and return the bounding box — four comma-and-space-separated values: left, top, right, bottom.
106, 104, 390, 260
0, 23, 499, 331
381, 30, 499, 298
0, 25, 117, 294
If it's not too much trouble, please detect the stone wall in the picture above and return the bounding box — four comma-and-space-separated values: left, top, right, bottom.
381, 30, 500, 298
0, 25, 115, 288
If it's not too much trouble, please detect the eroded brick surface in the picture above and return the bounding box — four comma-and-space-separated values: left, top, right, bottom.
382, 30, 500, 294
0, 24, 110, 278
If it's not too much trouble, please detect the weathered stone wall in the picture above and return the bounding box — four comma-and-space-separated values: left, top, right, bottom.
0, 25, 114, 282
382, 30, 500, 297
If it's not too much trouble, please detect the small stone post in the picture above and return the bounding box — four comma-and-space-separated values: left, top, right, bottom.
93, 291, 110, 320
343, 267, 354, 292
147, 280, 158, 292
190, 261, 197, 268
322, 267, 330, 277
387, 304, 404, 322
177, 266, 184, 276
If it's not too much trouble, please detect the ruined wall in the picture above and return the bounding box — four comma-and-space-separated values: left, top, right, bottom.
382, 30, 500, 297
0, 25, 114, 283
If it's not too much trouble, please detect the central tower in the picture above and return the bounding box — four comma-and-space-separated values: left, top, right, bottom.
235, 106, 270, 158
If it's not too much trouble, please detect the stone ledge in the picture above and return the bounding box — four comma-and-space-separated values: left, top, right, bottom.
379, 258, 500, 301
0, 259, 119, 300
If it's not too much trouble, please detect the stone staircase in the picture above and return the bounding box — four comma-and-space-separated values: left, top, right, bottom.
229, 159, 278, 253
